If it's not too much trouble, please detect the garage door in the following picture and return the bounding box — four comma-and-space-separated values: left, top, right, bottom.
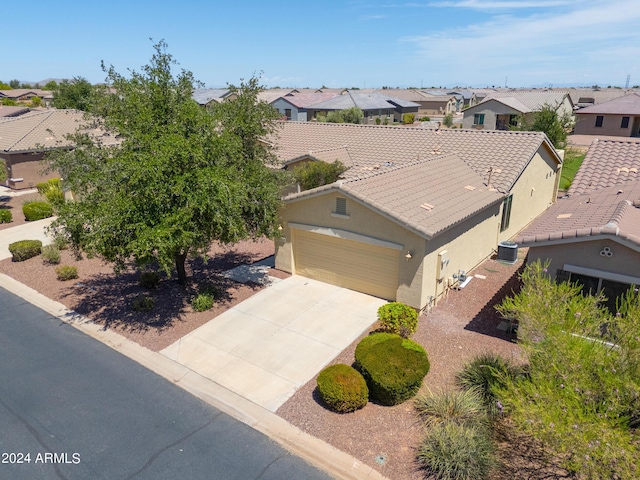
293, 229, 399, 300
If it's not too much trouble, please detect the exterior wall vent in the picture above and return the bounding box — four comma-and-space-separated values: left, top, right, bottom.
335, 197, 347, 215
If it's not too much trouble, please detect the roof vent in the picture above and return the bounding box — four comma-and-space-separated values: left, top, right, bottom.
420, 202, 435, 211
557, 213, 572, 219
464, 185, 476, 191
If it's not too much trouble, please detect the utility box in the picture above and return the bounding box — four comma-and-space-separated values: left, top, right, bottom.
497, 241, 518, 264
437, 250, 450, 280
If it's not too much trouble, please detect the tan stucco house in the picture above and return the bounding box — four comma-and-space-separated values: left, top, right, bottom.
271, 122, 563, 310
515, 139, 640, 311
573, 93, 640, 137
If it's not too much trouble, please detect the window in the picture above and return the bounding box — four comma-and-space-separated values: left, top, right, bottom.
595, 115, 604, 127
500, 194, 512, 232
473, 113, 485, 125
284, 109, 292, 120
621, 116, 630, 128
335, 197, 347, 215
557, 269, 632, 313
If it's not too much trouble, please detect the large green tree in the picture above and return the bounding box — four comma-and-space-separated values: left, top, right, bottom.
512, 103, 573, 149
47, 41, 282, 285
51, 76, 97, 111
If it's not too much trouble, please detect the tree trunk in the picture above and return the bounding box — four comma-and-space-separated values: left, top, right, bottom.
174, 250, 188, 285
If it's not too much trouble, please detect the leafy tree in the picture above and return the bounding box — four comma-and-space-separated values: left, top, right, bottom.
43, 80, 58, 90
29, 96, 42, 107
9, 79, 20, 89
319, 107, 363, 124
0, 81, 11, 89
51, 77, 97, 111
495, 261, 640, 479
293, 160, 347, 190
512, 103, 572, 149
46, 41, 282, 285
1, 98, 16, 106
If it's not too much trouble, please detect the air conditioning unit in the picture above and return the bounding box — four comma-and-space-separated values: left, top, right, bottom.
497, 241, 518, 264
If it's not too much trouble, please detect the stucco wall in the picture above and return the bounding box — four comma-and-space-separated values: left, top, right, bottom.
498, 149, 560, 242
574, 113, 639, 137
4, 152, 59, 189
527, 238, 640, 281
462, 100, 519, 130
275, 190, 427, 308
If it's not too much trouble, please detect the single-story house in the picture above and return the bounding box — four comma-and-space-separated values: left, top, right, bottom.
567, 88, 637, 109
573, 93, 640, 137
306, 92, 419, 124
515, 139, 640, 311
271, 122, 563, 310
463, 90, 574, 131
0, 109, 116, 189
192, 88, 234, 106
271, 92, 341, 121
0, 89, 53, 106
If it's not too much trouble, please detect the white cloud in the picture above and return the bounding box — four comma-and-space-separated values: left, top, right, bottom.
402, 0, 640, 85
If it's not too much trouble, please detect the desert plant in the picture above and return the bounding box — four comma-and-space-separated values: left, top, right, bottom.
403, 113, 415, 124
417, 422, 496, 480
132, 295, 154, 312
293, 160, 347, 191
36, 178, 65, 207
41, 245, 61, 265
22, 201, 54, 221
442, 113, 454, 128
139, 271, 161, 289
355, 333, 430, 405
415, 388, 488, 429
0, 209, 12, 223
192, 292, 214, 312
419, 116, 431, 122
378, 302, 418, 337
52, 235, 69, 250
8, 240, 42, 261
55, 265, 78, 281
317, 363, 369, 413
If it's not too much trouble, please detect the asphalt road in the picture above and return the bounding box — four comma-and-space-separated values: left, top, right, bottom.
0, 287, 333, 480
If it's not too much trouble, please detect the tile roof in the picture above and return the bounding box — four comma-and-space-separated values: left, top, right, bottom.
276, 92, 341, 108
0, 89, 53, 100
483, 90, 571, 111
568, 139, 640, 196
566, 88, 637, 107
192, 88, 230, 105
0, 109, 115, 153
257, 89, 296, 104
306, 92, 397, 111
515, 181, 640, 249
0, 106, 30, 118
271, 121, 556, 193
574, 93, 640, 115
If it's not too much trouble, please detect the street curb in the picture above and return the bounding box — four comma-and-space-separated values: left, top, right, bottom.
0, 274, 390, 480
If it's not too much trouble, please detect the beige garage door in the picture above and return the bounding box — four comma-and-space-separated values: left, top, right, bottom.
293, 229, 399, 300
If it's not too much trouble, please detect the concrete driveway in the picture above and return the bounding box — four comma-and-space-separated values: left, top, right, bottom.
161, 275, 387, 412
0, 218, 54, 260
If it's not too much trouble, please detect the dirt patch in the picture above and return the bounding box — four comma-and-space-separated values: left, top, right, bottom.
1, 237, 286, 351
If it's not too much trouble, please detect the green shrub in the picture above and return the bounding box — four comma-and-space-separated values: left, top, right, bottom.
378, 302, 418, 337
55, 265, 78, 281
419, 116, 431, 122
403, 113, 415, 124
443, 113, 454, 128
456, 353, 519, 413
41, 245, 61, 265
0, 209, 12, 223
294, 160, 348, 191
192, 292, 214, 312
139, 271, 161, 289
36, 178, 65, 206
132, 295, 154, 312
8, 240, 42, 261
355, 333, 430, 405
317, 364, 369, 413
417, 422, 496, 480
22, 201, 53, 221
415, 388, 488, 429
375, 117, 381, 125
52, 235, 69, 250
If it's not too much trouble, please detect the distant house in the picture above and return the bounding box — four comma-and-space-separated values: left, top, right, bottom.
191, 88, 234, 106
462, 90, 574, 131
0, 89, 53, 106
270, 122, 562, 309
307, 92, 419, 124
0, 110, 116, 189
573, 93, 640, 137
271, 92, 341, 121
515, 139, 640, 311
567, 88, 637, 109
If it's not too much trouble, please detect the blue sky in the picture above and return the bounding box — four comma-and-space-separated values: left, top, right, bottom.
5, 0, 640, 89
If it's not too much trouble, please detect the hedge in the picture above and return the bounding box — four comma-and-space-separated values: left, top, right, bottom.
8, 240, 42, 261
22, 202, 53, 221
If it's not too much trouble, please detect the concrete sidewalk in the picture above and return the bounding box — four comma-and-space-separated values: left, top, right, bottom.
161, 276, 386, 412
0, 273, 389, 480
0, 217, 55, 260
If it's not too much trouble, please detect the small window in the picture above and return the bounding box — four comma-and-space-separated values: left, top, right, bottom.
500, 194, 512, 232
335, 197, 347, 215
284, 109, 292, 120
621, 116, 630, 128
595, 115, 604, 127
473, 113, 485, 125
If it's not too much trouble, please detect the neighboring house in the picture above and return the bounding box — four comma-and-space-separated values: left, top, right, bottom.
271, 92, 341, 121
0, 109, 115, 189
191, 88, 234, 106
462, 90, 574, 131
0, 106, 30, 118
0, 89, 53, 106
573, 93, 640, 137
271, 122, 562, 309
307, 92, 419, 124
567, 88, 637, 109
515, 139, 640, 311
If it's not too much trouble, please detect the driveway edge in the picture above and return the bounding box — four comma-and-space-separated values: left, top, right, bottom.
0, 274, 389, 480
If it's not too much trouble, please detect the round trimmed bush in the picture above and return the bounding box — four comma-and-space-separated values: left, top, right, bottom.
355, 333, 430, 405
8, 240, 42, 261
378, 302, 418, 337
55, 265, 78, 281
317, 364, 369, 413
22, 201, 53, 221
0, 209, 12, 223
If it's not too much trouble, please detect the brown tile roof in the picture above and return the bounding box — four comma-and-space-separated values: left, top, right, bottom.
277, 92, 341, 108
515, 181, 640, 248
568, 139, 640, 196
0, 109, 115, 153
0, 89, 53, 100
0, 106, 30, 118
271, 121, 557, 194
483, 90, 571, 111
574, 93, 640, 115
